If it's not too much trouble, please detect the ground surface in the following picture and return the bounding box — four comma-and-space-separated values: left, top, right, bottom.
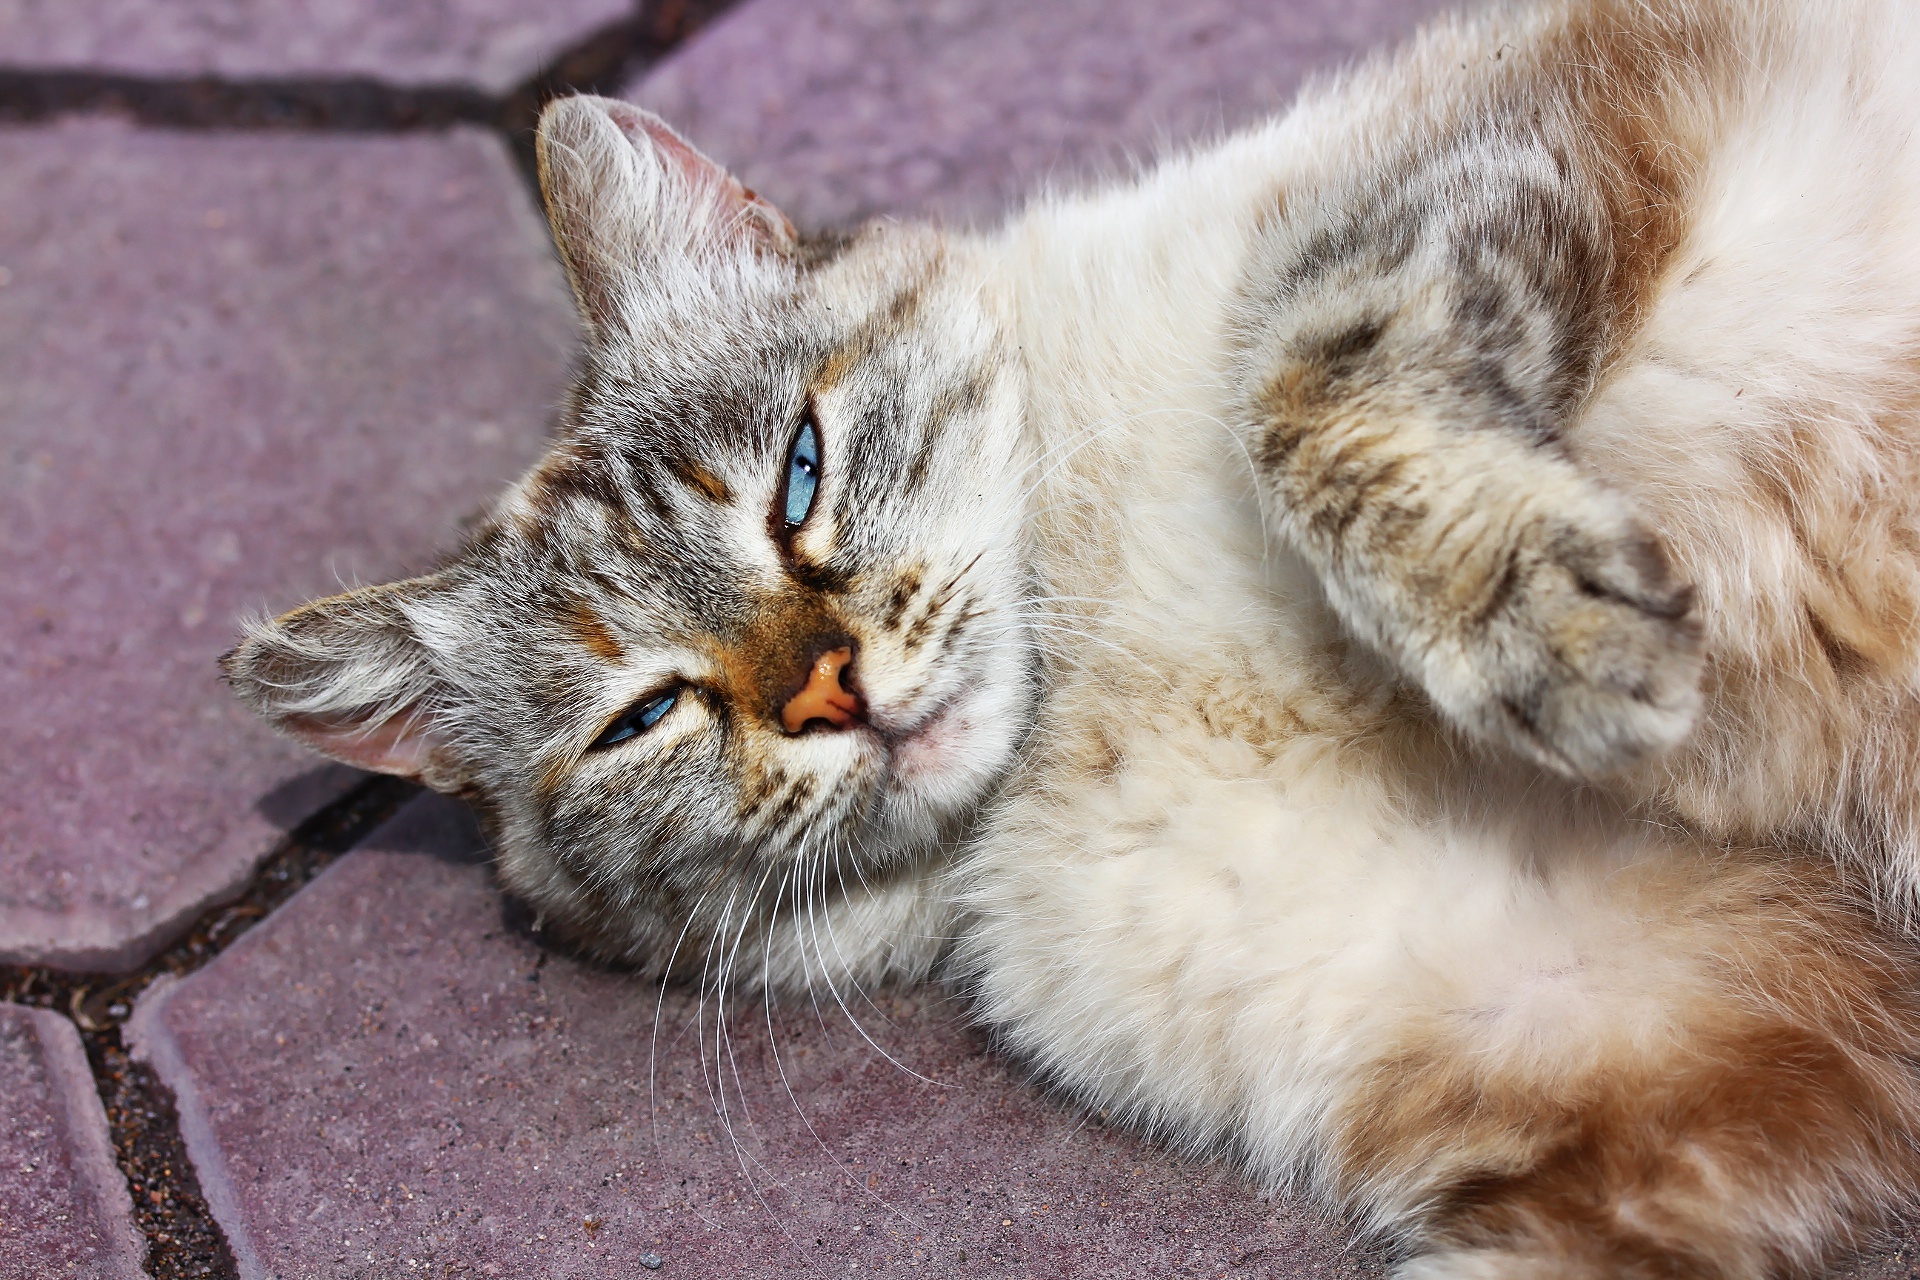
4, 1, 1919, 1277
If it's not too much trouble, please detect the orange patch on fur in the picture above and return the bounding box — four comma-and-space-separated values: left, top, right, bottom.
704, 590, 852, 729
569, 603, 626, 663
665, 455, 732, 504
1336, 868, 1920, 1278
1547, 0, 1734, 354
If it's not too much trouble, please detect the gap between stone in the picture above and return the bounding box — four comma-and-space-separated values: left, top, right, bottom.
0, 0, 741, 191
1, 772, 420, 1280
0, 3, 743, 1272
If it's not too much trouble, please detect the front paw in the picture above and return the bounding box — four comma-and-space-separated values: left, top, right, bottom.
1412, 503, 1704, 778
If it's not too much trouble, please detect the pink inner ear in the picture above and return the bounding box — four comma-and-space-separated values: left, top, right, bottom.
287, 708, 438, 781
600, 101, 797, 252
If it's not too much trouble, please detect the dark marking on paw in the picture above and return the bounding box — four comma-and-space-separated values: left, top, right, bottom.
1254, 416, 1310, 475
1471, 548, 1526, 629
1498, 690, 1548, 746
1307, 453, 1408, 546
1303, 316, 1387, 378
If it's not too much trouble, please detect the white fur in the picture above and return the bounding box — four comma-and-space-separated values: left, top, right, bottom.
911, 0, 1920, 1258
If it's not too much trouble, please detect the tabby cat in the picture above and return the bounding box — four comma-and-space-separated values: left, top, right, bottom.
224, 0, 1920, 1272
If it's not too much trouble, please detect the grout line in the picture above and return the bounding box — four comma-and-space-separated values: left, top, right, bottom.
0, 68, 496, 131
0, 6, 742, 1273
1, 772, 421, 1280
0, 0, 740, 190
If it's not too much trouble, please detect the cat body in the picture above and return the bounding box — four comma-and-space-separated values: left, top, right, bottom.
964, 6, 1920, 1264
225, 0, 1920, 1273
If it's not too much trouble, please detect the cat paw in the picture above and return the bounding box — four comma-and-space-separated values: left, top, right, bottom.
1416, 504, 1704, 779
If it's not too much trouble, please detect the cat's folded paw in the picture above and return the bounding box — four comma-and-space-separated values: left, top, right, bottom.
1417, 504, 1704, 779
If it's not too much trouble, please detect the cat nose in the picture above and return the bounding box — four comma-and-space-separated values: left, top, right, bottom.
780, 645, 866, 734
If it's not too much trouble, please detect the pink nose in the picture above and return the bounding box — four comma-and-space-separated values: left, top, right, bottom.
780, 647, 866, 733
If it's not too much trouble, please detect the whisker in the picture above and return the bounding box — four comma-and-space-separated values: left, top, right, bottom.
648, 882, 721, 1191
763, 847, 924, 1232
808, 830, 948, 1088
703, 857, 829, 1271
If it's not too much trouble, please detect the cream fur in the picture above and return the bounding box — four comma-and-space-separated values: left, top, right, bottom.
223, 1, 1920, 1273
942, 0, 1920, 1269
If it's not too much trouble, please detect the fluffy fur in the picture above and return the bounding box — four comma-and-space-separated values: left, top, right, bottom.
224, 0, 1920, 1273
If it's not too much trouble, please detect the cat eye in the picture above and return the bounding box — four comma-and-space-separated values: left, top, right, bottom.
780, 416, 822, 530
589, 689, 678, 750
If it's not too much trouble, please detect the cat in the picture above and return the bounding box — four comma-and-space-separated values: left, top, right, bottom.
221, 0, 1920, 1273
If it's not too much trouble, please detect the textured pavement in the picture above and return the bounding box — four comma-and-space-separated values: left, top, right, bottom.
9, 0, 1920, 1277
626, 0, 1455, 227
0, 1, 632, 94
130, 794, 1388, 1280
0, 1004, 146, 1280
0, 120, 575, 970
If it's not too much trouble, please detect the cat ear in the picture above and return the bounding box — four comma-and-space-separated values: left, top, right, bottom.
220, 576, 465, 791
535, 94, 798, 333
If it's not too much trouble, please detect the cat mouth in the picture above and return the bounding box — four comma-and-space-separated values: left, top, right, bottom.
873, 681, 978, 785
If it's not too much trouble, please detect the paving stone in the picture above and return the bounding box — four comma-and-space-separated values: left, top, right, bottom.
0, 0, 633, 96
0, 118, 577, 971
128, 793, 1391, 1279
1847, 1250, 1920, 1280
0, 1004, 147, 1280
625, 0, 1459, 230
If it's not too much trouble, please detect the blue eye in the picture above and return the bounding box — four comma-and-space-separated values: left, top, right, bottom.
782, 418, 820, 528
590, 689, 678, 750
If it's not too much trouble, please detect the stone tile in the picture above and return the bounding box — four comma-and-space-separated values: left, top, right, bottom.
625, 0, 1458, 229
129, 794, 1388, 1279
0, 118, 577, 971
0, 0, 633, 96
1847, 1250, 1920, 1280
0, 1004, 147, 1280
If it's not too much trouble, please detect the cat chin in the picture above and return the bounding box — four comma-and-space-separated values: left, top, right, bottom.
871, 676, 1023, 825
882, 682, 976, 785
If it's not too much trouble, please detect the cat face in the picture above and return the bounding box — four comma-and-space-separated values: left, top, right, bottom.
222, 98, 1038, 968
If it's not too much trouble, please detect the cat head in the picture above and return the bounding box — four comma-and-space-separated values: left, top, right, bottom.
223, 96, 1037, 971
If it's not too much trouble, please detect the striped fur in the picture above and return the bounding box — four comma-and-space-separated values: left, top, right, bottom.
225, 2, 1920, 1273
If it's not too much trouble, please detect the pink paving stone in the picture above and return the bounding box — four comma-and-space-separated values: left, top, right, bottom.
0, 118, 577, 971
128, 793, 1392, 1280
624, 0, 1459, 230
0, 1004, 147, 1280
0, 0, 634, 96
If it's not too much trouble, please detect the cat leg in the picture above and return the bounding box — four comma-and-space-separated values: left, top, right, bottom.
1326, 859, 1920, 1280
1232, 167, 1703, 777
1223, 3, 1750, 779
